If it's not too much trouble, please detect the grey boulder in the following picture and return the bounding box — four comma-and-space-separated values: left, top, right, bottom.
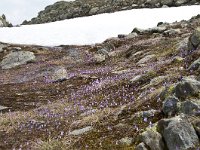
0, 51, 36, 69
180, 100, 200, 115
188, 57, 200, 71
162, 96, 179, 116
158, 115, 199, 150
139, 130, 165, 150
44, 66, 68, 83
175, 77, 200, 99
192, 119, 200, 137
188, 28, 200, 51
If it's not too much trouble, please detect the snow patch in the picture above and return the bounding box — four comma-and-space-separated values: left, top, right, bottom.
0, 6, 200, 46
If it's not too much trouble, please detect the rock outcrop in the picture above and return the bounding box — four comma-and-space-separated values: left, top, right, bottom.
23, 0, 200, 25
0, 14, 11, 27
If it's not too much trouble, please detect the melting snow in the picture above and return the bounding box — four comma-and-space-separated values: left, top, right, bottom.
0, 5, 200, 46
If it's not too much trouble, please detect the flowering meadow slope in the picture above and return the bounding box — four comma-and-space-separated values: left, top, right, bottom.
0, 14, 200, 149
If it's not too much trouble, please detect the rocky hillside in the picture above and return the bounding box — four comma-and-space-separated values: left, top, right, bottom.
1, 15, 200, 149
23, 0, 200, 25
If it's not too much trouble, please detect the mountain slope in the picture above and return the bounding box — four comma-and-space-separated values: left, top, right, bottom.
23, 0, 200, 25
0, 14, 200, 149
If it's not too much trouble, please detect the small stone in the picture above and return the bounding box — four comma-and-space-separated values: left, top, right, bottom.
108, 50, 123, 57
175, 0, 189, 5
0, 105, 8, 111
125, 32, 138, 39
89, 7, 99, 15
172, 56, 184, 63
130, 75, 142, 83
118, 34, 126, 38
162, 5, 169, 8
118, 137, 134, 146
93, 54, 106, 63
132, 27, 145, 34
9, 47, 22, 52
163, 29, 181, 36
112, 69, 130, 75
150, 76, 167, 86
0, 43, 7, 52
137, 54, 156, 64
135, 142, 148, 150
142, 109, 158, 118
69, 126, 93, 136
97, 48, 109, 56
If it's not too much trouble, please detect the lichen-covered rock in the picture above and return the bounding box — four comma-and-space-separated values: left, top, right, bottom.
162, 96, 179, 116
180, 100, 200, 115
174, 77, 200, 99
150, 76, 168, 86
163, 28, 181, 36
93, 54, 106, 63
188, 57, 200, 71
130, 71, 157, 85
159, 84, 175, 100
44, 66, 68, 83
158, 115, 199, 150
188, 28, 200, 51
139, 130, 165, 150
192, 119, 200, 137
172, 56, 184, 63
0, 51, 36, 69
